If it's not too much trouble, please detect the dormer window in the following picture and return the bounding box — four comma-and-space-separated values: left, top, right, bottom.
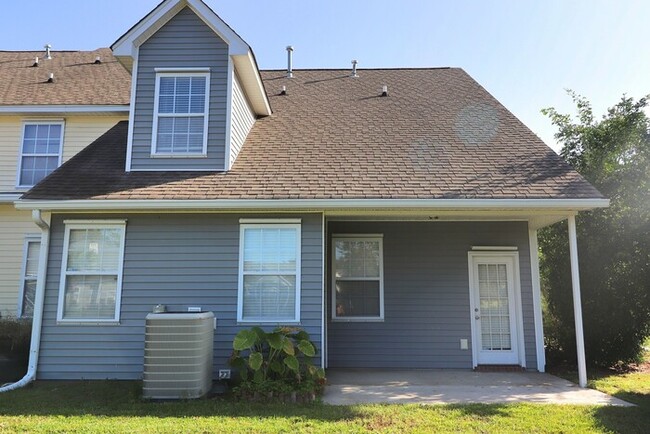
151, 69, 210, 156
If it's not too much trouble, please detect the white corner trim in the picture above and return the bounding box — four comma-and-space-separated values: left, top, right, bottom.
14, 198, 611, 212
321, 212, 326, 369
225, 55, 234, 170
528, 228, 546, 372
125, 47, 139, 172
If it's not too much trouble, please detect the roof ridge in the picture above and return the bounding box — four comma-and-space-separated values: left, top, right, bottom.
0, 48, 109, 53
261, 67, 456, 72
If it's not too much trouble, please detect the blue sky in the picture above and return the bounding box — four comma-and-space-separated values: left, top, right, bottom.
2, 0, 648, 152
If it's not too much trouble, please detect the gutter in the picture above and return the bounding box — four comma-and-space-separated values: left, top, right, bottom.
0, 210, 49, 393
0, 105, 129, 114
14, 198, 611, 212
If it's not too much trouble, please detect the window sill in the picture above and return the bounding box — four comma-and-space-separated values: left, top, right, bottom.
331, 318, 385, 323
150, 153, 208, 159
56, 320, 120, 326
237, 320, 301, 325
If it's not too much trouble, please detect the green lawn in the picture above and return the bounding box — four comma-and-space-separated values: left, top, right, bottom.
0, 378, 648, 434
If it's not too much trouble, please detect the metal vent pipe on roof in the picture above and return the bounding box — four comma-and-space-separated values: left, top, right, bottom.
351, 60, 358, 77
44, 44, 52, 60
286, 46, 294, 78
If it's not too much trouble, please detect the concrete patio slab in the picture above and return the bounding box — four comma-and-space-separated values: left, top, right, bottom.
323, 369, 633, 406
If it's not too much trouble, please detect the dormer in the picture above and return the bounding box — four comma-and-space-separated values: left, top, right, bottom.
111, 0, 271, 172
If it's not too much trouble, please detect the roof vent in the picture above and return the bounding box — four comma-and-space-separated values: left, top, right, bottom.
94, 56, 102, 64
46, 73, 54, 83
44, 44, 52, 60
286, 46, 294, 78
381, 85, 388, 97
351, 60, 358, 78
32, 57, 39, 67
280, 85, 287, 96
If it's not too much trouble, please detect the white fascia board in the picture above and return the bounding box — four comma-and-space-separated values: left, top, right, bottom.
112, 0, 180, 56
0, 194, 22, 203
0, 105, 129, 114
233, 52, 272, 116
112, 0, 248, 56
14, 198, 610, 212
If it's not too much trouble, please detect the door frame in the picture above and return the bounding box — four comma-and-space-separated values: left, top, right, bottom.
467, 251, 526, 368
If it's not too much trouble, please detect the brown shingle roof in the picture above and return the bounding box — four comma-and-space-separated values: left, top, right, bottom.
23, 68, 603, 201
0, 48, 130, 106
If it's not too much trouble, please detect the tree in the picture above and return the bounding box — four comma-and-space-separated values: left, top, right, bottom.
540, 92, 650, 368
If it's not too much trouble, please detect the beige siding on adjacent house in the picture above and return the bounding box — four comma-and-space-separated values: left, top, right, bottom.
230, 71, 256, 168
0, 205, 41, 317
0, 115, 127, 192
0, 114, 125, 316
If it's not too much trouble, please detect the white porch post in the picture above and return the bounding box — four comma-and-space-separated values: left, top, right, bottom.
528, 229, 546, 372
568, 215, 587, 388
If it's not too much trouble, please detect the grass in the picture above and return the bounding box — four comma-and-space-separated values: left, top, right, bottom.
1, 339, 648, 433
550, 338, 650, 409
0, 379, 648, 433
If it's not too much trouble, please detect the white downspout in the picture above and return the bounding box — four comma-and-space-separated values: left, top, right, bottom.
0, 210, 50, 392
568, 214, 587, 388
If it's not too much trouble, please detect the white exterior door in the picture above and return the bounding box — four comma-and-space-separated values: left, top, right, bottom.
469, 253, 521, 365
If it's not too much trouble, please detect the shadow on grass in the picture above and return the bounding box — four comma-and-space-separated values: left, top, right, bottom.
594, 405, 650, 434
0, 381, 362, 422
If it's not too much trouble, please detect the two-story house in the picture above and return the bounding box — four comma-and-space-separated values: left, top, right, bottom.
0, 49, 130, 318
9, 0, 605, 389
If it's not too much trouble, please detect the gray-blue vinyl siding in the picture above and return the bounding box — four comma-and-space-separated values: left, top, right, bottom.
37, 213, 323, 380
130, 7, 228, 171
229, 71, 255, 168
327, 221, 537, 370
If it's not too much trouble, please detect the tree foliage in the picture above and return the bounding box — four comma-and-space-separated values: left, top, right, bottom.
540, 92, 650, 367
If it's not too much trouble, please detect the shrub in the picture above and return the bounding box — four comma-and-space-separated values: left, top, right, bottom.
0, 318, 32, 362
229, 326, 325, 400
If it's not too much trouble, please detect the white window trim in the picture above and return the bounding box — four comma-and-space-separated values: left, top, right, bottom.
57, 220, 127, 324
151, 71, 210, 157
16, 120, 65, 188
237, 222, 301, 324
331, 235, 385, 322
17, 235, 41, 318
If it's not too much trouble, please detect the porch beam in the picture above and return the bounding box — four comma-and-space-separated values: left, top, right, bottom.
568, 215, 587, 388
528, 229, 546, 372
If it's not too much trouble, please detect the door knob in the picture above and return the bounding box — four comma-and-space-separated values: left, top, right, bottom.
475, 315, 480, 320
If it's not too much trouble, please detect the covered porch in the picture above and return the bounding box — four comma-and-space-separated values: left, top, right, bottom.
322, 205, 592, 388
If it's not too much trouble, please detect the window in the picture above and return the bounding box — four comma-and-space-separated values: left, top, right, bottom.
17, 122, 64, 187
332, 236, 384, 321
152, 71, 210, 156
238, 222, 301, 323
18, 237, 40, 318
58, 221, 126, 323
